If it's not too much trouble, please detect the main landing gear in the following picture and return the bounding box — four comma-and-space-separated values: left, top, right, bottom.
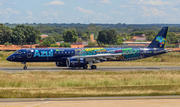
91, 65, 97, 69
88, 62, 97, 70
83, 64, 88, 69
22, 62, 27, 70
82, 64, 97, 70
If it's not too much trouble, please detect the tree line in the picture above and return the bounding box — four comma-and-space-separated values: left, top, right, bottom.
0, 24, 41, 45
4, 23, 180, 29
0, 23, 180, 47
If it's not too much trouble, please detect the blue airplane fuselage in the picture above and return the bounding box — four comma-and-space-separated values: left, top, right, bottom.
6, 47, 166, 62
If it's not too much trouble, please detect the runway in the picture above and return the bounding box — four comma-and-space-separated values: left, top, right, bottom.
0, 96, 180, 107
0, 66, 180, 72
0, 96, 180, 102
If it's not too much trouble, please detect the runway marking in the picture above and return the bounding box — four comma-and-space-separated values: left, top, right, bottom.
26, 101, 51, 107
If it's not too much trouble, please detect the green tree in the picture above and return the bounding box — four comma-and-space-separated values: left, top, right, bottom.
26, 26, 41, 44
39, 40, 51, 47
115, 40, 123, 45
146, 31, 157, 41
115, 35, 123, 45
4, 42, 12, 46
130, 31, 145, 36
63, 30, 78, 43
97, 30, 107, 44
60, 42, 71, 48
50, 44, 59, 47
0, 23, 12, 44
87, 24, 97, 32
50, 32, 63, 42
107, 29, 117, 44
11, 25, 41, 45
77, 39, 83, 42
81, 34, 89, 41
76, 30, 83, 38
167, 32, 177, 44
43, 36, 56, 44
132, 28, 140, 32
87, 42, 97, 46
81, 31, 90, 41
97, 29, 117, 45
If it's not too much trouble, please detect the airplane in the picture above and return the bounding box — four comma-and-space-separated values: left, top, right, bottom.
6, 27, 171, 70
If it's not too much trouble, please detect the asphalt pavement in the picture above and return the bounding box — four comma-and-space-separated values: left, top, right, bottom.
0, 96, 180, 102
0, 66, 179, 73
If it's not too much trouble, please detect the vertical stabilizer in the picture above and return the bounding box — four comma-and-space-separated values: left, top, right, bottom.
147, 27, 169, 49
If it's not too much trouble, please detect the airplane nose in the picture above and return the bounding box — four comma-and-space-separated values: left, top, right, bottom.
6, 56, 12, 61
6, 56, 10, 61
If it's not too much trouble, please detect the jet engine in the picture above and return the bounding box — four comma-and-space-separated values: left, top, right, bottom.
66, 57, 86, 67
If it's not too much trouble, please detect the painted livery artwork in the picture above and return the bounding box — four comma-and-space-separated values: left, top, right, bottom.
34, 50, 53, 57
156, 36, 166, 47
76, 48, 141, 61
79, 48, 107, 56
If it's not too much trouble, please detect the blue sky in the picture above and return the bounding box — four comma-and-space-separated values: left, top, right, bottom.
0, 0, 180, 24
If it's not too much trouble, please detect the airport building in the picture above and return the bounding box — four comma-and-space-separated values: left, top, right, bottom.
123, 42, 151, 47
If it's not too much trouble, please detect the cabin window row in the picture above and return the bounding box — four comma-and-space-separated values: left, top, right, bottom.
55, 51, 74, 54
34, 51, 74, 54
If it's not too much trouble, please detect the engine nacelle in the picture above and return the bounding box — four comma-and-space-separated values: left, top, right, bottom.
66, 57, 86, 67
55, 61, 67, 67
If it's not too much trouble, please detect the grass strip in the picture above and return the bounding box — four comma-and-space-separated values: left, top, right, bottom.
0, 85, 179, 98
0, 70, 180, 98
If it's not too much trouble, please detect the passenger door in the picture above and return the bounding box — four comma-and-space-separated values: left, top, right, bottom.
27, 49, 32, 58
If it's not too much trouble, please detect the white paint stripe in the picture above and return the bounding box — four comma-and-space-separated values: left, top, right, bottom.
26, 101, 51, 107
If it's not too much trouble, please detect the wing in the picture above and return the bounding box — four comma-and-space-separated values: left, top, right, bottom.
154, 49, 172, 53
72, 53, 123, 63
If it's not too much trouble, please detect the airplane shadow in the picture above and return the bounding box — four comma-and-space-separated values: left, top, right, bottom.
0, 67, 161, 71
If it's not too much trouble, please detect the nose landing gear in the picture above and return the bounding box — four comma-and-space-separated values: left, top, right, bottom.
22, 62, 27, 70
23, 66, 27, 70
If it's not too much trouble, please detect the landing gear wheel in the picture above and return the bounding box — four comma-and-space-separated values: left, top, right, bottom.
91, 65, 97, 69
22, 62, 27, 70
23, 66, 27, 70
83, 65, 88, 69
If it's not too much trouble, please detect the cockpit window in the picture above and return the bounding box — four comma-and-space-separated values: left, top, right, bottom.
14, 51, 22, 54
